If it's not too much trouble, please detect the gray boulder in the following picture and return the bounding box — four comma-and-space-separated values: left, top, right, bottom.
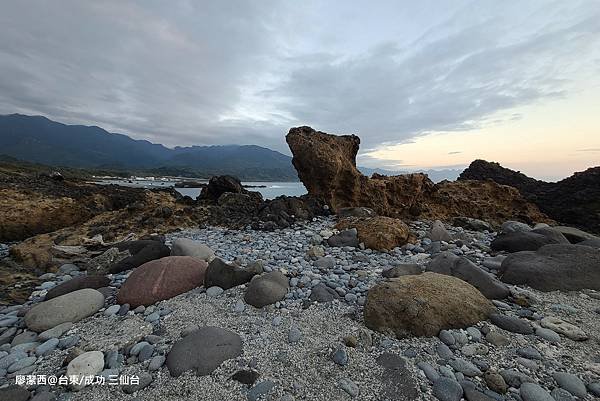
327, 229, 359, 248
244, 271, 289, 308
491, 229, 568, 253
499, 244, 600, 291
166, 326, 242, 377
204, 258, 262, 290
170, 238, 215, 262
382, 264, 422, 278
428, 252, 509, 299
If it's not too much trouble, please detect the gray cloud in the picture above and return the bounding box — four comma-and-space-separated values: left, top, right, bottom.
0, 1, 599, 158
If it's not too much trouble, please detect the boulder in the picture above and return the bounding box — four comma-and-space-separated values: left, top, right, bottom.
0, 385, 31, 401
327, 229, 359, 248
335, 216, 413, 251
204, 258, 263, 290
166, 326, 242, 377
579, 237, 600, 248
309, 283, 340, 302
117, 256, 207, 307
170, 238, 215, 262
429, 220, 452, 242
110, 240, 171, 274
501, 221, 532, 234
45, 276, 110, 300
553, 226, 599, 243
86, 247, 130, 275
499, 244, 600, 291
285, 127, 549, 226
199, 175, 248, 201
336, 207, 376, 218
244, 271, 289, 308
491, 229, 567, 253
25, 288, 105, 332
364, 272, 495, 338
427, 252, 509, 299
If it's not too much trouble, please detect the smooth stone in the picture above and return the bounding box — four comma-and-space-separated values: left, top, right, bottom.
552, 372, 587, 397
7, 356, 36, 373
489, 314, 533, 335
24, 289, 105, 332
433, 377, 463, 401
339, 378, 359, 398
45, 276, 110, 300
517, 346, 542, 360
66, 351, 104, 390
519, 383, 554, 401
449, 358, 482, 377
331, 346, 348, 366
551, 388, 575, 401
11, 331, 38, 347
247, 380, 276, 401
437, 343, 454, 359
122, 372, 153, 394
485, 331, 510, 347
204, 258, 262, 290
104, 305, 120, 316
35, 338, 59, 356
288, 327, 302, 343
170, 238, 215, 262
38, 322, 73, 341
206, 286, 224, 297
138, 344, 154, 362
540, 317, 587, 341
0, 385, 31, 401
417, 362, 440, 382
534, 328, 560, 343
148, 355, 165, 371
244, 271, 289, 308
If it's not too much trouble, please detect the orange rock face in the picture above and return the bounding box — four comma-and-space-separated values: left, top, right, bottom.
286, 126, 550, 226
335, 216, 414, 251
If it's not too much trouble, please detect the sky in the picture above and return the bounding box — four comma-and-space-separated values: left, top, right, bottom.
1, 0, 599, 181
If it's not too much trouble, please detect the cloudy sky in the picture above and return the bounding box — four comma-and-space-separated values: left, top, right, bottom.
1, 0, 599, 180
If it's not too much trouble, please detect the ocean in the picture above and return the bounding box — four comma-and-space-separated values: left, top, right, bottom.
93, 178, 307, 200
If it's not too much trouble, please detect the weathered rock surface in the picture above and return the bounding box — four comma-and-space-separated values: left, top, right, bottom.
460, 160, 600, 234
499, 244, 600, 291
428, 252, 509, 299
110, 240, 171, 274
286, 126, 549, 226
45, 275, 110, 300
166, 326, 242, 377
364, 272, 495, 338
117, 256, 208, 307
335, 216, 413, 251
25, 288, 105, 332
66, 351, 104, 390
170, 238, 215, 262
491, 229, 569, 253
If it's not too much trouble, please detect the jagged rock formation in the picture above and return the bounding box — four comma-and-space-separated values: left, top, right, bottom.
286, 126, 549, 226
459, 160, 600, 234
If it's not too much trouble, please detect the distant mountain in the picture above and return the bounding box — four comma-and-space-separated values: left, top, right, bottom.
359, 166, 462, 183
0, 114, 298, 180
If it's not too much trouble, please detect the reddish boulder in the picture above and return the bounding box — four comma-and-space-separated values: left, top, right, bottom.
117, 256, 207, 307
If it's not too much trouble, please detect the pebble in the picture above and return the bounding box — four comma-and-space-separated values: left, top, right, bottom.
288, 327, 302, 343
519, 382, 554, 401
535, 328, 560, 343
206, 286, 224, 297
35, 338, 59, 356
517, 346, 542, 360
104, 305, 120, 316
247, 380, 276, 401
331, 346, 348, 366
122, 372, 153, 394
8, 356, 37, 373
417, 362, 440, 382
339, 378, 359, 397
449, 358, 482, 377
432, 377, 463, 401
148, 355, 166, 371
552, 372, 587, 398
39, 322, 73, 341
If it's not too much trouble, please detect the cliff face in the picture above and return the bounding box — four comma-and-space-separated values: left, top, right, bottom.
286, 126, 550, 226
460, 160, 600, 234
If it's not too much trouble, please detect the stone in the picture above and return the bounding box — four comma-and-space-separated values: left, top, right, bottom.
35, 338, 59, 356
337, 207, 376, 218
204, 258, 262, 290
110, 240, 171, 274
117, 256, 208, 307
331, 346, 348, 365
489, 314, 533, 335
66, 351, 104, 390
500, 369, 534, 388
313, 257, 335, 269
335, 216, 413, 251
501, 221, 532, 234
449, 359, 482, 377
39, 322, 73, 341
122, 372, 153, 394
244, 271, 289, 308
453, 217, 493, 232
30, 392, 56, 401
148, 355, 166, 371
247, 380, 276, 401
484, 371, 508, 394
364, 272, 494, 338
288, 327, 302, 343
0, 385, 31, 401
551, 388, 575, 401
24, 289, 105, 332
232, 369, 260, 385
499, 244, 600, 291
519, 383, 554, 401
45, 276, 110, 300
552, 372, 587, 397
103, 305, 120, 316
339, 378, 359, 398
166, 326, 242, 377
430, 220, 452, 242
553, 226, 598, 243
491, 230, 567, 253
433, 377, 463, 401
382, 264, 422, 278
85, 247, 130, 276
170, 238, 215, 262
11, 331, 37, 347
308, 283, 340, 303
376, 353, 418, 399
517, 346, 542, 360
326, 229, 359, 248
428, 252, 509, 299
535, 328, 560, 343
7, 356, 36, 373
540, 317, 587, 341
588, 382, 600, 397
205, 286, 224, 297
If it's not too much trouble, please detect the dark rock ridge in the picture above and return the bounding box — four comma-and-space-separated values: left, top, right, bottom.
286, 126, 549, 226
459, 159, 600, 234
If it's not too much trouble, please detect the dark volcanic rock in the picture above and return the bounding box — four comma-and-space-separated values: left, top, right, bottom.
110, 240, 171, 274
244, 271, 289, 308
427, 252, 509, 299
491, 229, 568, 253
167, 326, 242, 377
376, 353, 419, 400
460, 160, 600, 234
499, 244, 600, 291
45, 275, 110, 300
199, 175, 248, 201
309, 283, 341, 302
204, 258, 263, 290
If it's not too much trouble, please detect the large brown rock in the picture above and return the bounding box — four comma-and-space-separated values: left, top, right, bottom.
117, 256, 207, 307
335, 216, 414, 251
286, 127, 550, 226
364, 272, 495, 338
46, 275, 110, 300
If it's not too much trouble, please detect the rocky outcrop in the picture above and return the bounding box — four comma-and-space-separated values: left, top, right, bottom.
286, 127, 549, 226
459, 160, 600, 234
335, 216, 414, 251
